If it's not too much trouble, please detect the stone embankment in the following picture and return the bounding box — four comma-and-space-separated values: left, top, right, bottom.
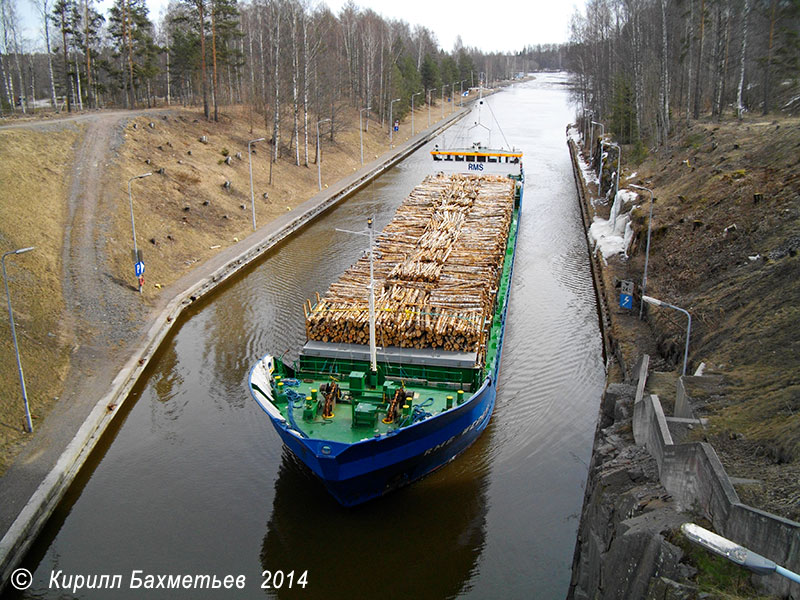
565, 134, 800, 599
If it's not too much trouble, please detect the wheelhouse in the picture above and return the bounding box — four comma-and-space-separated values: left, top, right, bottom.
431, 142, 523, 178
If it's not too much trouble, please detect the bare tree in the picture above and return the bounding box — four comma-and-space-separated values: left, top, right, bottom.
736, 0, 750, 120
31, 0, 58, 108
761, 0, 776, 114
659, 0, 670, 143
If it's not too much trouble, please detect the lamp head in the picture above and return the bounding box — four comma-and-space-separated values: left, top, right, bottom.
681, 523, 778, 576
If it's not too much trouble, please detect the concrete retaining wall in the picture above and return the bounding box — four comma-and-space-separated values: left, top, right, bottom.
633, 357, 800, 598
567, 137, 618, 373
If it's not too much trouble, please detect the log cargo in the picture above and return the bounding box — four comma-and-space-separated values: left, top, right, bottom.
305, 173, 515, 354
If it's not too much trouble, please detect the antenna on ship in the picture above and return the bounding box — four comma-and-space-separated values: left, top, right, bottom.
470, 80, 491, 147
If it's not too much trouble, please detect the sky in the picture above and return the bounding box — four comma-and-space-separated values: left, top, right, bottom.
20, 0, 581, 54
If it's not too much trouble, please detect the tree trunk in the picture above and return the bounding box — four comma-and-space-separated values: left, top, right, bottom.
692, 0, 705, 119
166, 43, 171, 106
0, 54, 13, 114
685, 0, 693, 123
74, 53, 83, 110
84, 0, 92, 108
60, 5, 71, 112
198, 0, 209, 119
125, 0, 136, 108
9, 14, 27, 113
271, 8, 280, 173
291, 10, 299, 166
762, 0, 776, 115
736, 0, 750, 120
712, 2, 730, 120
211, 0, 218, 121
659, 0, 670, 144
302, 11, 310, 167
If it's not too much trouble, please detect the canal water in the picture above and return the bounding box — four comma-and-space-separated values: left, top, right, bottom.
7, 74, 605, 600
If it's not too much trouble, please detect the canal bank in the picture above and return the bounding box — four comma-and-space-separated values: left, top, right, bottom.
2, 75, 607, 599
565, 132, 800, 599
0, 106, 469, 591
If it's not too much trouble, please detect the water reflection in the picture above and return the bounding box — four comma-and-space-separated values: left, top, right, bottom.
261, 446, 490, 600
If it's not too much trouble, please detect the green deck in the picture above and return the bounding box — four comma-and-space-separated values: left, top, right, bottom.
269, 184, 521, 444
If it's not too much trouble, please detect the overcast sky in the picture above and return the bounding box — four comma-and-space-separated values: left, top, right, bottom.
21, 0, 581, 54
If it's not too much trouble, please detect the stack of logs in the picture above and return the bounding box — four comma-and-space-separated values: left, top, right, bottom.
305, 173, 515, 354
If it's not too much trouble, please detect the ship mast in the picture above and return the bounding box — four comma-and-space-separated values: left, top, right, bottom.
336, 218, 379, 376
367, 218, 377, 374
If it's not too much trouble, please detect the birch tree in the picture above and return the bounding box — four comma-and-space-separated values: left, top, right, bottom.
736, 0, 750, 120
31, 0, 58, 108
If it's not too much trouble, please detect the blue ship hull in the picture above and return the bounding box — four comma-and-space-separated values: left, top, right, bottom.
268, 377, 497, 506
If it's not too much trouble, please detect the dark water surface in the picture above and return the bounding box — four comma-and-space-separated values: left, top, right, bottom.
8, 74, 605, 600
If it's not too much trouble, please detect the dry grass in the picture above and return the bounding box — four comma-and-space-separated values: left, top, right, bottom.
107, 104, 427, 301
0, 127, 78, 465
605, 113, 800, 519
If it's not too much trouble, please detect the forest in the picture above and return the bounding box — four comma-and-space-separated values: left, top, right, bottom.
0, 0, 560, 165
567, 0, 800, 151
3, 0, 796, 157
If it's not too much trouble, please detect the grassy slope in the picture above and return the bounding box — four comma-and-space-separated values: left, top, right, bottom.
609, 115, 800, 520
0, 126, 78, 464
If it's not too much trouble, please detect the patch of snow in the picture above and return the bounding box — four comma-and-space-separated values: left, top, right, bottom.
589, 189, 637, 262
625, 172, 638, 180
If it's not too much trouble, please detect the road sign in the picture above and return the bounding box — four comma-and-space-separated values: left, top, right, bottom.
620, 280, 633, 310
135, 261, 145, 277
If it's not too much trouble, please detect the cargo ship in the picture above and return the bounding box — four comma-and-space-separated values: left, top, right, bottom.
249, 133, 523, 506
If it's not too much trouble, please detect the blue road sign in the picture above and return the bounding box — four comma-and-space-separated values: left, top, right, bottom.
620, 293, 633, 310
135, 261, 145, 277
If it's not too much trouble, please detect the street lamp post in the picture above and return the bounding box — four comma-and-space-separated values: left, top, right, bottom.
3, 246, 35, 433
460, 80, 466, 106
389, 98, 400, 146
427, 88, 436, 128
642, 295, 692, 377
127, 172, 152, 293
590, 120, 604, 159
359, 106, 371, 165
441, 85, 448, 120
629, 184, 655, 319
316, 118, 331, 191
682, 523, 800, 584
583, 110, 593, 148
248, 137, 265, 230
411, 92, 421, 136
452, 82, 457, 113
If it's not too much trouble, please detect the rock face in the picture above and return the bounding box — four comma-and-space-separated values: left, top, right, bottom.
568, 384, 698, 600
